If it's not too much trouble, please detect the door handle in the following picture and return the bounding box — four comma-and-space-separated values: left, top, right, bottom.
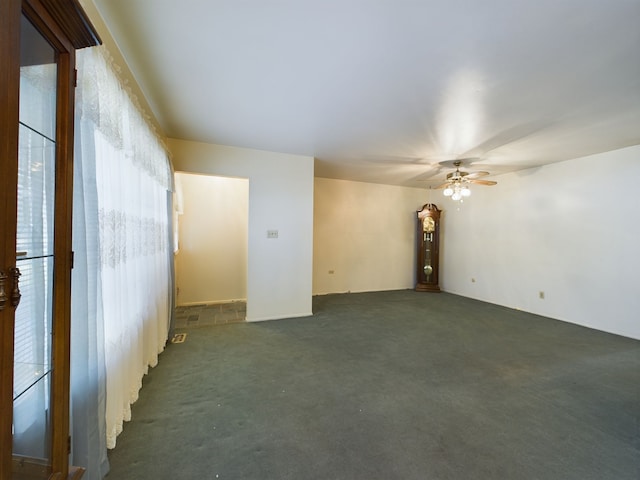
0, 271, 7, 311
9, 267, 21, 308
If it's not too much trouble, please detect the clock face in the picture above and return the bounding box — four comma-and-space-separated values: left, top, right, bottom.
423, 217, 435, 233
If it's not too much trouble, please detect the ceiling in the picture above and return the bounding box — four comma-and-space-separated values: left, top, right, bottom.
92, 0, 640, 188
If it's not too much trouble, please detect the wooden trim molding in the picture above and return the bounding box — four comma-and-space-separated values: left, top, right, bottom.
27, 0, 101, 49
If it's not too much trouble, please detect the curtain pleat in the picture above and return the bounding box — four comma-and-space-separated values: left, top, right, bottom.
71, 115, 109, 478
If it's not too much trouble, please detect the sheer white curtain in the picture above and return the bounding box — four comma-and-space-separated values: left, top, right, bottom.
71, 45, 172, 478
71, 110, 108, 477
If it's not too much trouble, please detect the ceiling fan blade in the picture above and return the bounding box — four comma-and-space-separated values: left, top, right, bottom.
468, 179, 497, 186
433, 183, 450, 189
466, 171, 490, 179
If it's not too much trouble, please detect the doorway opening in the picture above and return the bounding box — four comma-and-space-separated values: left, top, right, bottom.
173, 172, 249, 326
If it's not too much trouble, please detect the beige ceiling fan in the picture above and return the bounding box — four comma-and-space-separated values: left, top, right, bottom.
435, 159, 497, 201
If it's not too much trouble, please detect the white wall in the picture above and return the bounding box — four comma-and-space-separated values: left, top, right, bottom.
174, 173, 248, 306
168, 138, 314, 322
169, 138, 639, 338
314, 177, 429, 294
440, 145, 640, 340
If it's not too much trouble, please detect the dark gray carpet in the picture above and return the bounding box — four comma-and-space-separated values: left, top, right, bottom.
106, 290, 640, 480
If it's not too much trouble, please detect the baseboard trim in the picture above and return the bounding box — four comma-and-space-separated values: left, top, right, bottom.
177, 298, 247, 307
247, 311, 313, 322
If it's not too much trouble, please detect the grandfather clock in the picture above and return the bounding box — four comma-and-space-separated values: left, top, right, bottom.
415, 203, 441, 292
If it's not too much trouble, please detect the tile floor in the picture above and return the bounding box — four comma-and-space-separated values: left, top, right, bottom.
174, 301, 246, 328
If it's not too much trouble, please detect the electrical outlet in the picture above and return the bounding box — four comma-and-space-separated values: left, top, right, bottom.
328, 270, 335, 274
539, 291, 545, 299
267, 230, 278, 239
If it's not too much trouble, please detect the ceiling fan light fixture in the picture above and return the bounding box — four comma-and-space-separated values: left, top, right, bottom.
443, 181, 469, 202
437, 160, 496, 202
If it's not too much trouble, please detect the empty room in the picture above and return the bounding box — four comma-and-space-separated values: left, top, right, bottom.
1, 1, 638, 480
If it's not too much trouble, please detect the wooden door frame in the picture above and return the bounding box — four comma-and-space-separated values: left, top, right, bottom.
0, 1, 99, 478
0, 0, 22, 477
